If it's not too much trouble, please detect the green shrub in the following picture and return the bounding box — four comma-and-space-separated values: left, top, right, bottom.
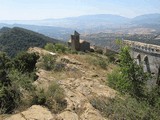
98, 59, 108, 69
54, 43, 69, 53
68, 50, 78, 54
40, 54, 65, 72
0, 70, 21, 114
0, 52, 39, 114
0, 85, 21, 114
107, 69, 128, 92
107, 46, 149, 98
13, 52, 39, 73
0, 54, 21, 114
105, 52, 116, 63
87, 55, 108, 69
47, 82, 65, 102
45, 43, 69, 53
44, 43, 54, 51
31, 82, 67, 113
8, 70, 35, 91
108, 55, 116, 63
90, 96, 159, 120
119, 46, 149, 98
5, 70, 37, 112
41, 54, 56, 71
31, 89, 46, 105
105, 45, 160, 119
0, 52, 11, 70
46, 82, 67, 113
147, 85, 160, 107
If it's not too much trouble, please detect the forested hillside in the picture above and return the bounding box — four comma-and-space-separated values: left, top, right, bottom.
0, 27, 61, 57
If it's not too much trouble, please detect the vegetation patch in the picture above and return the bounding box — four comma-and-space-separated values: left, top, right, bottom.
85, 54, 108, 69
107, 46, 149, 98
39, 54, 56, 71
38, 54, 65, 71
104, 51, 117, 63
0, 52, 39, 114
90, 96, 160, 120
0, 27, 59, 57
106, 45, 160, 119
31, 81, 67, 113
45, 43, 70, 54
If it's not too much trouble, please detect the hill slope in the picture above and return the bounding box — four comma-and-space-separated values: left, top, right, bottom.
0, 27, 61, 57
0, 24, 74, 40
3, 47, 116, 120
132, 13, 160, 25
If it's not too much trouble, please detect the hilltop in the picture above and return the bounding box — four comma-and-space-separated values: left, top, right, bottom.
0, 27, 62, 57
1, 44, 160, 119
2, 47, 116, 120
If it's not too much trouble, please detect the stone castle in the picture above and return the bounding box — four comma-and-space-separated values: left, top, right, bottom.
68, 31, 90, 52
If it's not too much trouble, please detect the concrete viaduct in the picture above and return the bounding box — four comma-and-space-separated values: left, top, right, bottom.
123, 40, 160, 85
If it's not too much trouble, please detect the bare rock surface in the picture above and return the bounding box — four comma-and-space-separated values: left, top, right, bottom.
4, 47, 116, 120
28, 47, 56, 56
58, 111, 79, 120
5, 105, 54, 120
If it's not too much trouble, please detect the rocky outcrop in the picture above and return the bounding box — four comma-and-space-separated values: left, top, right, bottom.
28, 47, 56, 56
58, 111, 79, 120
4, 48, 116, 120
5, 105, 55, 120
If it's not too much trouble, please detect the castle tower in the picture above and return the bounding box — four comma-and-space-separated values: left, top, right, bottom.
71, 31, 80, 51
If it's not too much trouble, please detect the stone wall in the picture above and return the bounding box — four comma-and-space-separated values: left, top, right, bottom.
80, 41, 90, 52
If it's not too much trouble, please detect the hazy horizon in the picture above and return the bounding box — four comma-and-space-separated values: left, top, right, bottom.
0, 0, 160, 20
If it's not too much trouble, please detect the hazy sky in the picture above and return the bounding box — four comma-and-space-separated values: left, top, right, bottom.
0, 0, 160, 20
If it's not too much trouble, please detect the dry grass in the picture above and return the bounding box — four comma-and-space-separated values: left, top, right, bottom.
59, 53, 115, 79
51, 69, 83, 80
36, 52, 116, 86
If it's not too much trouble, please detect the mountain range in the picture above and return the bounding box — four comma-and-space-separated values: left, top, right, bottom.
0, 13, 160, 40
1, 13, 160, 28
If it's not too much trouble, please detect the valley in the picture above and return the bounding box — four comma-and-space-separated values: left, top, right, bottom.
1, 13, 160, 42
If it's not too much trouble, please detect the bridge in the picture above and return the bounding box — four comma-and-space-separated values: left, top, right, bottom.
123, 40, 160, 85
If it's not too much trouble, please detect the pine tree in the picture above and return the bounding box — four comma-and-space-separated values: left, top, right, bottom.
119, 46, 148, 98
